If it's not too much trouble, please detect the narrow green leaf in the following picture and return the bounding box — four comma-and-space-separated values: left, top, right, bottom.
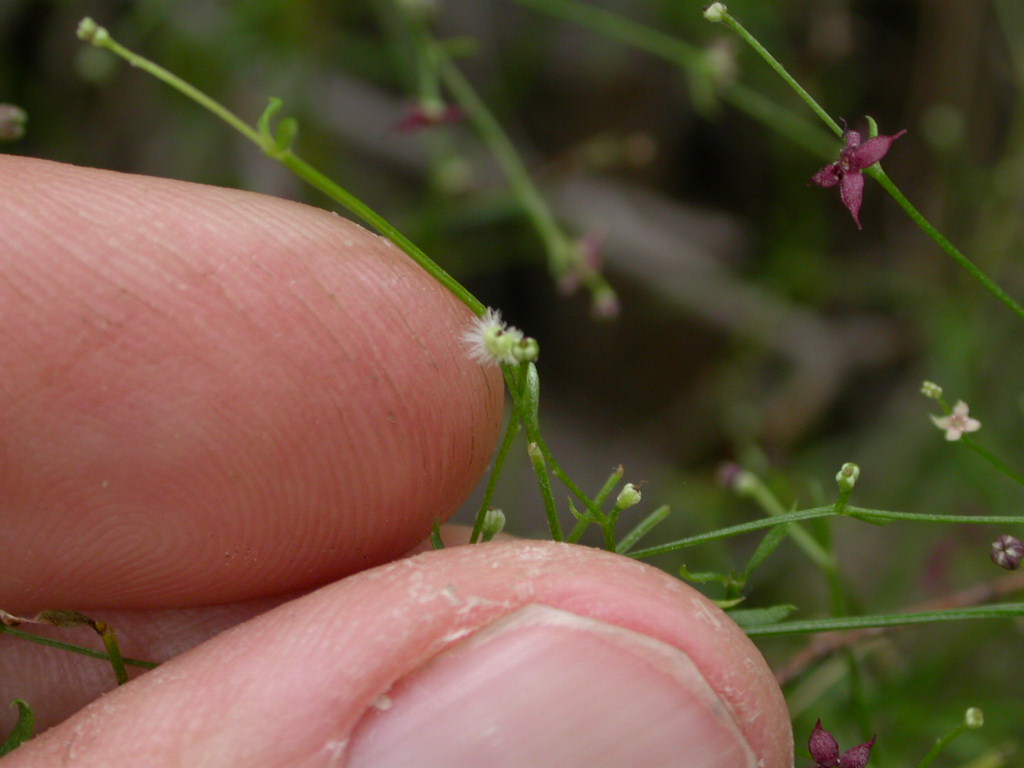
727, 605, 797, 628
738, 522, 790, 580
0, 699, 34, 756
615, 504, 670, 554
712, 597, 745, 609
678, 564, 732, 585
274, 117, 299, 152
430, 519, 445, 550
257, 97, 284, 141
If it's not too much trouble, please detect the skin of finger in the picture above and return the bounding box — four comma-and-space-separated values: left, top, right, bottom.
0, 526, 466, 734
0, 155, 503, 611
3, 541, 792, 768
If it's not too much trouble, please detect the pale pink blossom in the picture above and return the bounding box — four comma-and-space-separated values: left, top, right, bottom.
930, 400, 981, 441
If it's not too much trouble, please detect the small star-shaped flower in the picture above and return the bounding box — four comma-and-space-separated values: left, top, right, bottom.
930, 400, 981, 441
809, 720, 876, 768
811, 123, 907, 229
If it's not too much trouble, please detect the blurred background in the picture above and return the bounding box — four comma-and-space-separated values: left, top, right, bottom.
3, 0, 1023, 763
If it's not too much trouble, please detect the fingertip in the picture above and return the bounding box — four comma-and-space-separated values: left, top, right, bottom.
0, 155, 504, 609
6, 541, 791, 768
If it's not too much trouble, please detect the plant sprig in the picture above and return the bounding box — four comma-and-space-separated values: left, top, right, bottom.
704, 3, 1024, 324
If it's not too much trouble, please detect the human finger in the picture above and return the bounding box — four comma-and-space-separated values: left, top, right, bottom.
2, 540, 792, 768
0, 155, 503, 611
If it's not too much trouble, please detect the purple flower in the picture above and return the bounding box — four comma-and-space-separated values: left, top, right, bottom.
811, 124, 907, 229
809, 720, 876, 768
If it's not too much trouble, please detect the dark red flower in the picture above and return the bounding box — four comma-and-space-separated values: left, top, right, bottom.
396, 102, 464, 132
809, 720, 876, 768
811, 124, 906, 229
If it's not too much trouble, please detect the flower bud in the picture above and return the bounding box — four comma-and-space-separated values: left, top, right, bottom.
990, 534, 1024, 570
703, 2, 728, 22
0, 104, 27, 142
964, 707, 984, 729
920, 380, 943, 399
615, 483, 642, 509
480, 508, 506, 542
511, 336, 540, 363
77, 17, 110, 45
835, 462, 860, 492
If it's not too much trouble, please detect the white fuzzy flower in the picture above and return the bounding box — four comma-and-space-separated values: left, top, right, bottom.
930, 400, 981, 441
461, 308, 538, 366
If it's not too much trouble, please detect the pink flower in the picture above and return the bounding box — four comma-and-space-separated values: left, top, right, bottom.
809, 720, 876, 768
930, 400, 981, 441
811, 124, 907, 229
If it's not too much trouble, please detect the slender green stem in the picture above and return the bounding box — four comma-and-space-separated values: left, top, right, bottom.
77, 18, 485, 317
847, 507, 1024, 525
0, 624, 158, 670
511, 0, 836, 158
628, 505, 1024, 560
628, 506, 839, 559
78, 20, 263, 145
94, 621, 128, 685
738, 473, 835, 570
566, 523, 588, 543
514, 0, 703, 69
471, 408, 522, 543
915, 715, 978, 768
0, 700, 34, 757
870, 168, 1024, 323
745, 603, 1024, 637
511, 364, 604, 522
433, 50, 565, 269
599, 517, 617, 552
275, 153, 485, 314
961, 435, 1024, 488
717, 10, 842, 137
716, 9, 835, 137
426, 37, 617, 307
712, 8, 1024, 324
616, 504, 671, 553
527, 441, 563, 540
593, 466, 625, 508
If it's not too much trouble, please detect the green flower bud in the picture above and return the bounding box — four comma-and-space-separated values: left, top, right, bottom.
836, 463, 860, 492
77, 17, 109, 45
615, 483, 642, 509
480, 508, 506, 542
703, 3, 728, 23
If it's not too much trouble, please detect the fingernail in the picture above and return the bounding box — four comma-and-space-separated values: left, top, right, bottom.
346, 604, 756, 768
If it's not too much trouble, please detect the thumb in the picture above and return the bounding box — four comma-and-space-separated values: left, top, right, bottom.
3, 541, 792, 768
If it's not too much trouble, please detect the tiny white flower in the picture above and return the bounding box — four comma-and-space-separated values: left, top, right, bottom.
703, 2, 728, 23
930, 400, 981, 441
461, 308, 538, 366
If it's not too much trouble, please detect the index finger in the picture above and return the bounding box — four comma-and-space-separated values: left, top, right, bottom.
0, 155, 503, 611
